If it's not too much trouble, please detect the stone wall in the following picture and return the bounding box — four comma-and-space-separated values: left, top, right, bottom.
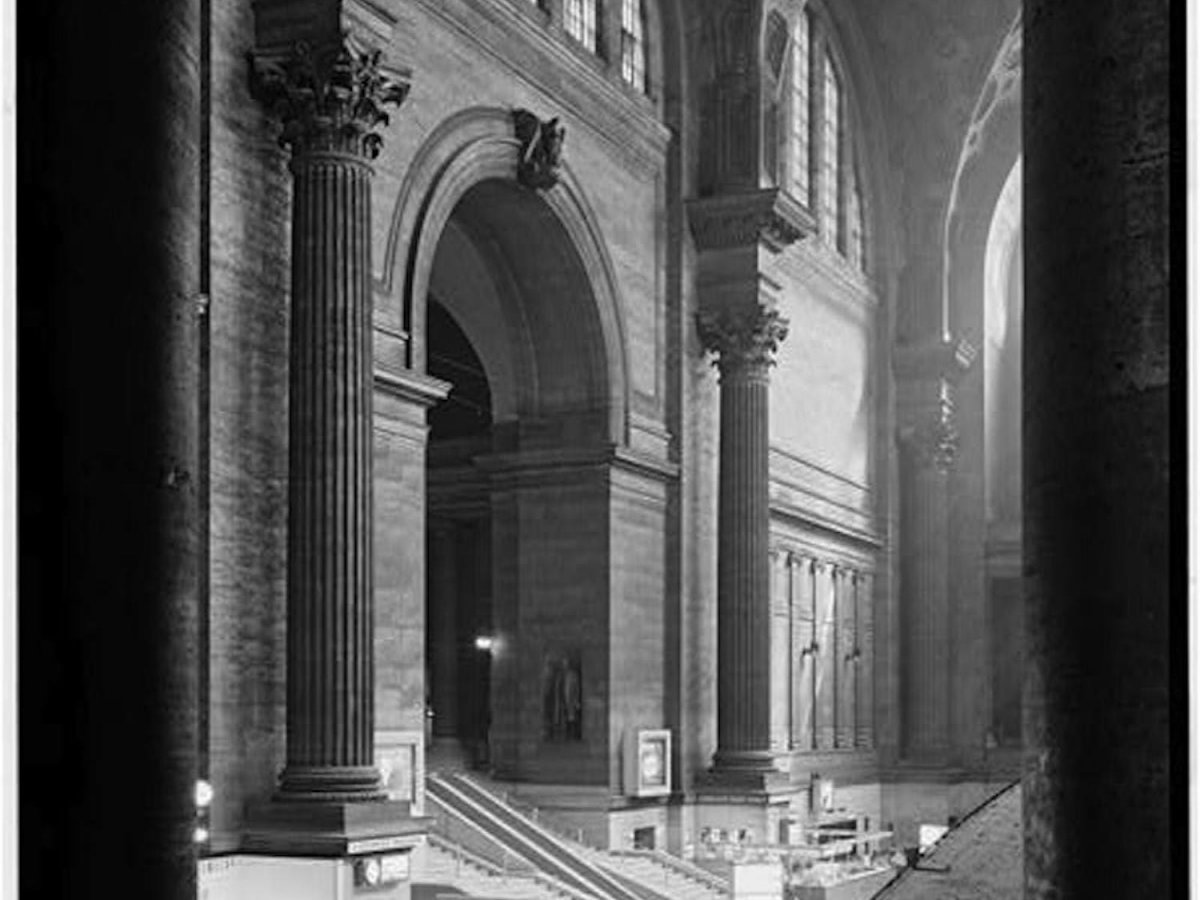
206, 0, 291, 852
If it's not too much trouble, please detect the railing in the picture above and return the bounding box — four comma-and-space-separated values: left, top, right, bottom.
610, 849, 731, 895
426, 794, 597, 900
462, 774, 731, 898
427, 794, 536, 876
500, 791, 595, 851
428, 831, 528, 880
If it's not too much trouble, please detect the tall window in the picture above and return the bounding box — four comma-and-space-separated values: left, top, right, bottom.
564, 0, 597, 51
821, 50, 841, 251
779, 7, 868, 273
847, 157, 865, 271
788, 12, 811, 204
620, 0, 646, 92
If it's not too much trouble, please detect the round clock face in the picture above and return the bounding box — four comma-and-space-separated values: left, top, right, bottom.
362, 858, 381, 886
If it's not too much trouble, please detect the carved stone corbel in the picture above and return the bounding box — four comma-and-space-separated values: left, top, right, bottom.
512, 108, 566, 190
687, 188, 817, 253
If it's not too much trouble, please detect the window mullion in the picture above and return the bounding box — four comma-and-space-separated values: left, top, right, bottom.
837, 76, 848, 255
788, 10, 811, 204
810, 22, 828, 237
601, 0, 621, 62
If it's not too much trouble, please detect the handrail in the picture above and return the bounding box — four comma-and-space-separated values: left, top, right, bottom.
427, 831, 520, 878
430, 774, 628, 900
426, 795, 536, 875
609, 849, 731, 894
502, 792, 596, 851
426, 827, 595, 900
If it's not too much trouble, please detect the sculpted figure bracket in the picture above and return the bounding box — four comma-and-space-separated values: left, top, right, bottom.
512, 109, 566, 190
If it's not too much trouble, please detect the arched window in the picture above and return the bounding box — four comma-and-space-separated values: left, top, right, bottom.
774, 2, 868, 273
564, 0, 598, 51
502, 0, 657, 103
620, 0, 647, 92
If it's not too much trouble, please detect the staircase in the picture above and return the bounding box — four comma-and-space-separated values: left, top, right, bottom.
423, 772, 731, 900
416, 833, 582, 900
428, 772, 655, 900
599, 851, 728, 900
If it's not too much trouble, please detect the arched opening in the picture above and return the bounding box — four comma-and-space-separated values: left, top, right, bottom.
420, 176, 620, 781
936, 11, 1021, 773
425, 299, 495, 768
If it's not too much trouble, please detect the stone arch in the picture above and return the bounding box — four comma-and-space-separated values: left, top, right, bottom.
937, 11, 1022, 762
943, 12, 1022, 338
381, 106, 631, 445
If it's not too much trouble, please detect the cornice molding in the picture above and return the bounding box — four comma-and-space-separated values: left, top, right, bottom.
474, 443, 678, 483
687, 188, 817, 253
768, 497, 884, 549
373, 367, 450, 408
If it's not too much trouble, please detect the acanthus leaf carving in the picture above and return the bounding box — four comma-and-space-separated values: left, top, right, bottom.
249, 34, 411, 160
696, 303, 790, 373
899, 388, 960, 473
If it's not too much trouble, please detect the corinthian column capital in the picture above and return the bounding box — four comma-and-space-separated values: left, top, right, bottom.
697, 304, 789, 375
249, 34, 410, 160
899, 386, 960, 473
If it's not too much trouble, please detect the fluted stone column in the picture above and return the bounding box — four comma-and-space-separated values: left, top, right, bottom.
249, 38, 409, 806
698, 303, 788, 773
1024, 1, 1171, 895
895, 338, 973, 764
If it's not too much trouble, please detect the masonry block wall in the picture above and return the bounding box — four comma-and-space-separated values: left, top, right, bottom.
765, 230, 883, 783
206, 0, 291, 853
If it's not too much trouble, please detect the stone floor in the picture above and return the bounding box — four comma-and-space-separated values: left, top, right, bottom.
874, 782, 1022, 900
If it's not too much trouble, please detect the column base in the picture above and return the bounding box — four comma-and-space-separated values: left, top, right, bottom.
243, 797, 429, 857
898, 744, 953, 768
277, 764, 388, 802
691, 776, 803, 850
699, 750, 791, 794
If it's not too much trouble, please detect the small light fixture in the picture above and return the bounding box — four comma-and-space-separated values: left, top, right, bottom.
474, 635, 495, 652
193, 826, 210, 844
195, 779, 214, 808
